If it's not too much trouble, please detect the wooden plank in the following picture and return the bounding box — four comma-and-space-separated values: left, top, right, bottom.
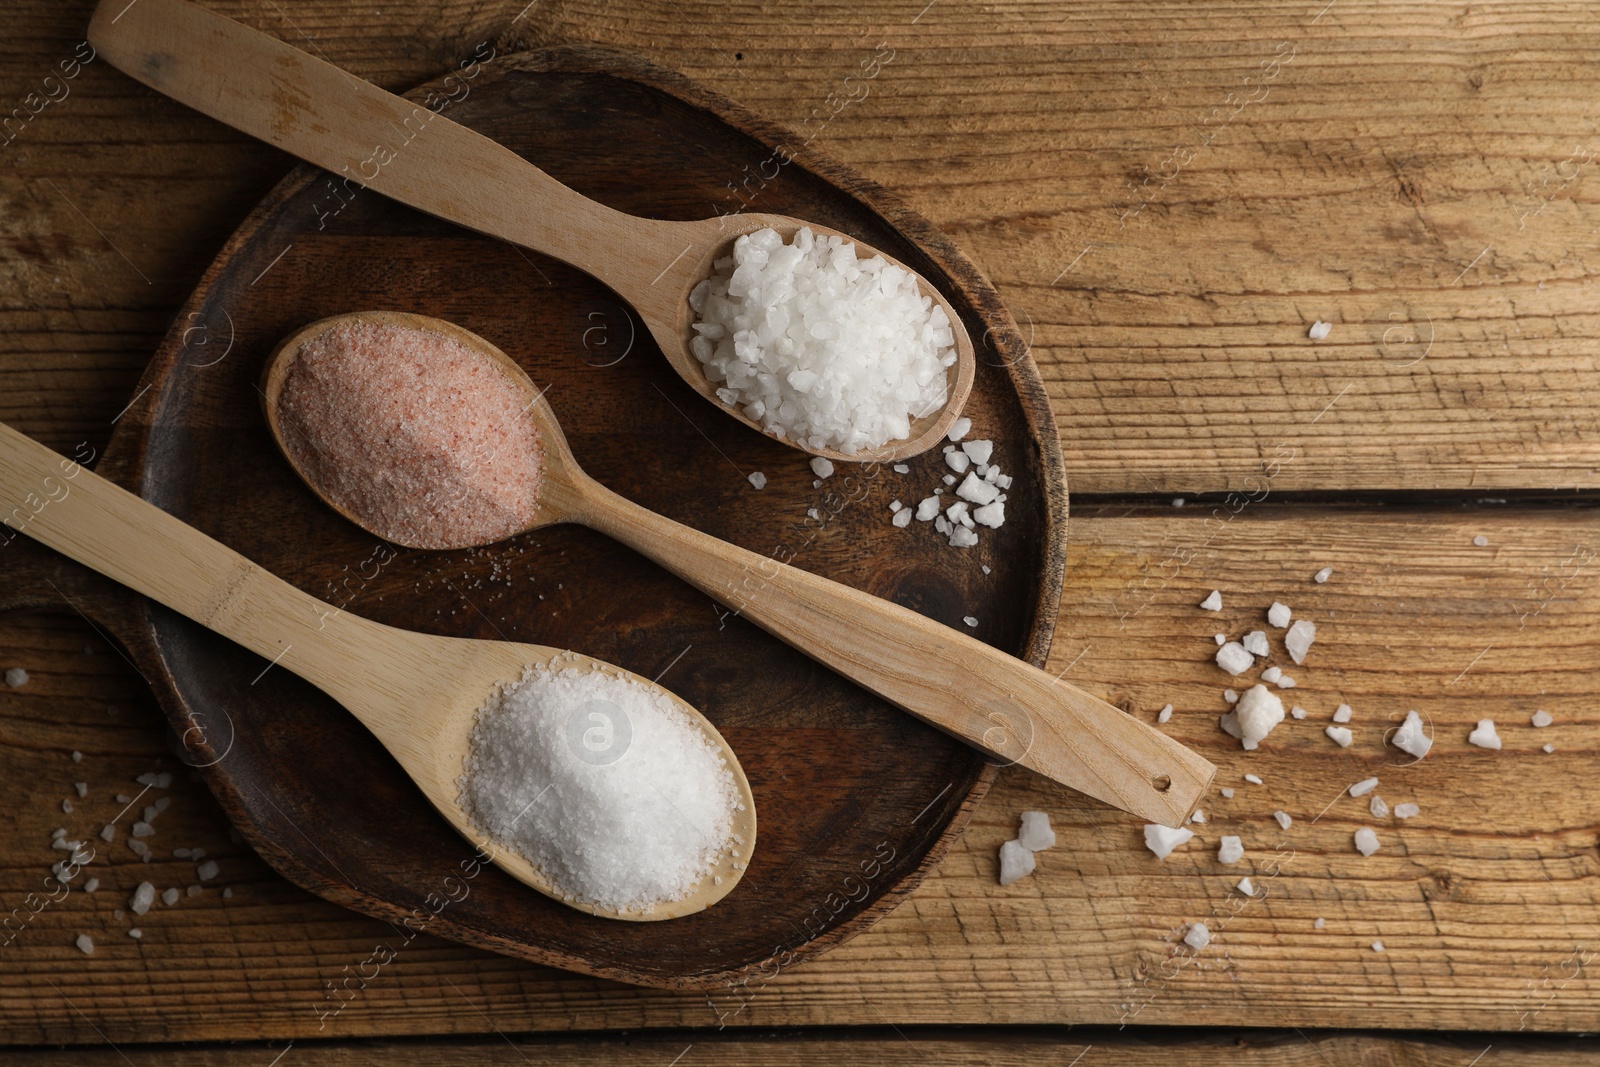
3, 505, 1600, 1040
3, 1, 1599, 490
0, 1029, 1591, 1065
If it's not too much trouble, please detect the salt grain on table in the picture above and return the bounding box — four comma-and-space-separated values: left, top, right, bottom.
998, 839, 1035, 886
1236, 877, 1255, 895
1369, 795, 1390, 818
1290, 706, 1307, 719
1332, 704, 1352, 723
1184, 922, 1211, 950
1313, 567, 1333, 583
3, 668, 26, 687
1157, 704, 1174, 724
1274, 810, 1292, 830
1242, 630, 1270, 657
1532, 710, 1553, 727
1200, 590, 1223, 611
1392, 710, 1432, 759
1267, 602, 1291, 627
1468, 719, 1502, 749
75, 934, 93, 956
1244, 774, 1263, 785
1143, 824, 1194, 859
1218, 836, 1244, 864
1394, 803, 1420, 819
1326, 725, 1354, 747
1018, 811, 1055, 852
1308, 320, 1332, 340
809, 457, 833, 479
1216, 642, 1253, 675
1284, 619, 1316, 664
1354, 828, 1380, 856
1473, 535, 1489, 547
1349, 777, 1378, 797
129, 883, 154, 916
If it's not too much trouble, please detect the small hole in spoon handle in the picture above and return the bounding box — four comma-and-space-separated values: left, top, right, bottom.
1150, 774, 1173, 793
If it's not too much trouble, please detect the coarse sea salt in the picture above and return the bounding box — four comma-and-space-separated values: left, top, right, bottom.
1274, 810, 1292, 830
1313, 567, 1333, 583
1394, 803, 1420, 819
1184, 922, 1211, 950
276, 319, 543, 550
1267, 602, 1292, 627
1158, 704, 1174, 724
1218, 836, 1244, 864
689, 227, 955, 454
461, 664, 738, 913
1326, 725, 1354, 747
998, 839, 1035, 886
1333, 704, 1353, 723
1349, 777, 1378, 797
4, 668, 26, 688
1216, 642, 1253, 675
1018, 811, 1056, 852
1285, 619, 1316, 664
1143, 824, 1194, 859
1532, 709, 1553, 728
1468, 719, 1502, 750
1200, 591, 1223, 611
1242, 631, 1270, 657
1354, 828, 1380, 856
1391, 710, 1432, 759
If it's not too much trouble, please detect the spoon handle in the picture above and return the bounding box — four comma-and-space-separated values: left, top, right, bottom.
87, 0, 681, 311
575, 481, 1214, 825
0, 421, 371, 705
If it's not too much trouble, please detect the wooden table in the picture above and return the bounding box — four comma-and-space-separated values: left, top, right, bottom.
5, 0, 1600, 1060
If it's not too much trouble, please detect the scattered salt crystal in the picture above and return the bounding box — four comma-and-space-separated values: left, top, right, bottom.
1372, 940, 1386, 952
1314, 567, 1332, 583
1260, 666, 1282, 684
1173, 497, 1185, 507
806, 508, 820, 520
186, 884, 201, 897
100, 825, 115, 843
83, 878, 99, 893
75, 934, 94, 955
1394, 803, 1420, 819
945, 450, 970, 474
1190, 809, 1205, 824
998, 839, 1035, 885
71, 751, 82, 763
197, 860, 220, 882
889, 499, 903, 512
747, 472, 766, 490
135, 773, 173, 789
1349, 777, 1378, 797
1219, 710, 1242, 741
461, 664, 739, 912
956, 471, 999, 505
1468, 719, 1501, 750
3, 668, 27, 688
1184, 922, 1211, 950
1157, 704, 1173, 724
981, 565, 991, 575
1233, 685, 1285, 750
1308, 320, 1332, 340
1242, 631, 1269, 657
1220, 788, 1234, 799
1218, 836, 1244, 864
963, 616, 978, 628
61, 800, 72, 813
962, 440, 993, 465
1333, 704, 1352, 723
1273, 810, 1291, 830
1224, 689, 1239, 704
1326, 725, 1354, 747
222, 887, 233, 899
1244, 774, 1263, 785
1214, 634, 1226, 646
1314, 917, 1325, 929
1267, 602, 1292, 627
1216, 642, 1253, 675
115, 794, 130, 804
915, 496, 940, 521
892, 508, 912, 528
1369, 794, 1389, 818
1285, 620, 1316, 664
1354, 828, 1380, 856
1143, 824, 1194, 859
1200, 590, 1223, 611
1473, 535, 1489, 547
1018, 811, 1055, 851
1236, 876, 1255, 895
51, 828, 66, 840
1291, 706, 1307, 720
1543, 743, 1556, 753
1391, 710, 1432, 759
1532, 710, 1553, 728
161, 888, 179, 906
130, 883, 154, 915
947, 417, 971, 442
128, 928, 142, 939
809, 457, 834, 479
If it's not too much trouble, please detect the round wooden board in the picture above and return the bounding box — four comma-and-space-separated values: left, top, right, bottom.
72, 45, 1067, 990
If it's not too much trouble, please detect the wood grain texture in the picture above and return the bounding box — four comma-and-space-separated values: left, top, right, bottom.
6, 0, 1599, 490
5, 505, 1600, 1040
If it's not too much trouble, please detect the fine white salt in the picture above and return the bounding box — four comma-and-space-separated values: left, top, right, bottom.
1308, 320, 1332, 340
690, 227, 955, 454
461, 664, 738, 912
1216, 642, 1253, 675
1285, 619, 1316, 664
1018, 811, 1055, 852
1468, 719, 1502, 750
4, 668, 27, 688
1274, 810, 1292, 830
1354, 828, 1380, 856
747, 472, 766, 490
1143, 824, 1194, 859
1267, 602, 1292, 627
1200, 591, 1223, 611
998, 839, 1035, 885
131, 884, 155, 915
809, 457, 834, 479
1218, 836, 1244, 864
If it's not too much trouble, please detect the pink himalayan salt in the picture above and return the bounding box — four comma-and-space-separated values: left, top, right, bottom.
277, 320, 542, 549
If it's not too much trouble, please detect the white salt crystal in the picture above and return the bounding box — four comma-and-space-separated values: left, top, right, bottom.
1349, 777, 1379, 797
1219, 710, 1241, 740
972, 501, 1006, 528
61, 800, 72, 814
83, 878, 99, 893
222, 887, 233, 899
130, 882, 155, 916
1369, 794, 1389, 818
1372, 940, 1386, 952
1391, 710, 1432, 759
132, 822, 153, 838
1173, 497, 1185, 507
1326, 726, 1354, 747
998, 839, 1035, 885
1314, 567, 1333, 583
956, 471, 999, 505
461, 664, 739, 912
962, 439, 993, 465
1236, 877, 1255, 895
1354, 828, 1380, 856
1184, 922, 1211, 950
889, 499, 903, 512
71, 751, 82, 763
1200, 590, 1223, 611
1218, 836, 1244, 864
949, 526, 979, 548
1308, 320, 1332, 340
1190, 809, 1205, 824
945, 450, 970, 474
1018, 811, 1055, 851
1273, 810, 1292, 830
1214, 634, 1226, 645
1285, 620, 1316, 664
1313, 917, 1325, 929
1267, 602, 1292, 627
1216, 642, 1253, 675
981, 565, 991, 575
809, 457, 834, 479
1224, 689, 1239, 704
747, 472, 766, 489
128, 928, 142, 939
806, 508, 820, 520
1544, 743, 1556, 753
1394, 803, 1420, 819
4, 668, 27, 687
892, 508, 912, 528
1333, 704, 1352, 723
942, 474, 957, 486
1260, 666, 1282, 684
947, 417, 972, 442
75, 934, 94, 956
1242, 631, 1269, 657
1291, 705, 1307, 719
197, 860, 219, 882
161, 888, 180, 906
1220, 788, 1234, 799
1234, 685, 1285, 750
915, 496, 940, 521
962, 616, 978, 628
1157, 704, 1173, 724
100, 825, 115, 843
1244, 774, 1263, 785
74, 783, 87, 798
893, 463, 909, 474
1532, 710, 1553, 728
136, 773, 173, 789
1473, 535, 1489, 547
1143, 824, 1194, 859
1468, 719, 1501, 749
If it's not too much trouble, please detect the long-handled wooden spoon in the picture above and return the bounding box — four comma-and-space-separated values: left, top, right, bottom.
0, 420, 755, 921
264, 311, 1215, 826
87, 0, 975, 464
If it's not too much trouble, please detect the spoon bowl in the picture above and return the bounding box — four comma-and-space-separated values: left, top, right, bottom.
0, 418, 756, 921
263, 312, 1215, 827
89, 0, 975, 464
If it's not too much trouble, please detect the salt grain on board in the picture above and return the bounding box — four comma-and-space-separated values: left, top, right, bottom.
1237, 877, 1255, 895
1242, 631, 1270, 657
1354, 828, 1380, 856
1326, 725, 1354, 747
1267, 602, 1292, 627
1184, 922, 1211, 950
1313, 567, 1333, 583
1468, 719, 1502, 750
1220, 788, 1234, 799
1158, 704, 1174, 724
1349, 777, 1379, 797
1274, 810, 1292, 830
1216, 642, 1254, 675
1394, 803, 1420, 819
998, 839, 1035, 886
1290, 705, 1307, 719
1284, 620, 1316, 664
1200, 590, 1223, 611
1308, 321, 1332, 340
810, 457, 834, 479
1018, 811, 1055, 852
747, 472, 766, 490
1218, 836, 1244, 864
1370, 795, 1390, 818
1244, 774, 1263, 785
1143, 824, 1194, 859
1392, 710, 1432, 759
1532, 710, 1553, 727
1333, 704, 1353, 723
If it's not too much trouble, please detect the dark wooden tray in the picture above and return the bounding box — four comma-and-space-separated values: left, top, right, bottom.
0, 45, 1067, 990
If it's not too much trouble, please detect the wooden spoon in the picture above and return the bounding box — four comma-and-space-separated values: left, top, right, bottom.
263, 312, 1215, 826
87, 0, 976, 464
0, 419, 755, 922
